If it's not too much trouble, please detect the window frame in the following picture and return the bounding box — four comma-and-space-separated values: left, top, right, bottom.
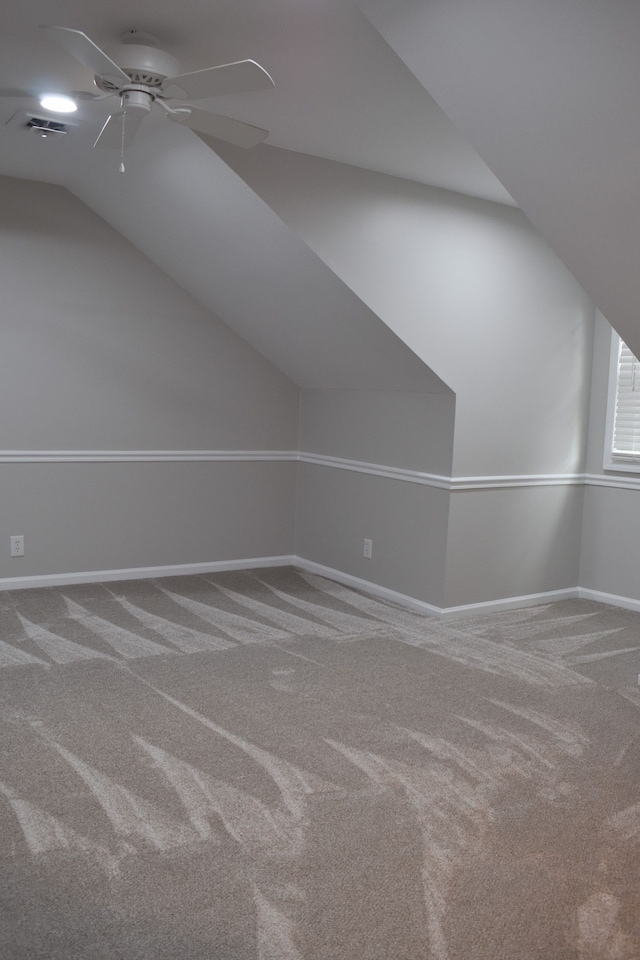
604, 329, 640, 473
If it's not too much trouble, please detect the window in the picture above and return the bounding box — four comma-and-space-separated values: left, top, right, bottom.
605, 332, 640, 471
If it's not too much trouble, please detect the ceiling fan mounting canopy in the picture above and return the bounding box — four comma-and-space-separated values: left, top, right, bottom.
119, 30, 162, 48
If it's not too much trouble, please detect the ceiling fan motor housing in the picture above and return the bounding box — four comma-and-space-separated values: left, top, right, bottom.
95, 44, 181, 92
121, 88, 153, 114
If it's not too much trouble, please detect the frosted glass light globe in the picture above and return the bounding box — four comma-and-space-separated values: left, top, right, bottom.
39, 95, 78, 113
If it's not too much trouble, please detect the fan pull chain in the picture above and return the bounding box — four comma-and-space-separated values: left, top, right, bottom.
119, 106, 126, 174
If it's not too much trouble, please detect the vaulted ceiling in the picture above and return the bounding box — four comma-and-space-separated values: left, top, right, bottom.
0, 0, 516, 392
0, 0, 510, 199
361, 0, 640, 358
3, 0, 639, 378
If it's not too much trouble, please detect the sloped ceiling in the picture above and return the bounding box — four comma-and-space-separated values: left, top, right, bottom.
70, 122, 445, 392
0, 0, 513, 394
0, 0, 511, 199
360, 0, 640, 357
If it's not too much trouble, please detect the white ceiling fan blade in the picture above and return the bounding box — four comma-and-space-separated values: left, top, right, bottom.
168, 106, 269, 148
42, 26, 129, 86
93, 109, 145, 149
72, 90, 116, 102
161, 60, 274, 101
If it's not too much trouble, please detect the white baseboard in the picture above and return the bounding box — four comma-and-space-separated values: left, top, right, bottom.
294, 561, 580, 620
0, 556, 296, 592
293, 559, 443, 617
2, 554, 639, 622
439, 588, 579, 620
577, 587, 640, 614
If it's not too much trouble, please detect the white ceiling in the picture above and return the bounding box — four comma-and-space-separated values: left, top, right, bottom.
0, 0, 517, 393
69, 119, 447, 392
360, 0, 640, 356
7, 1, 639, 387
0, 0, 511, 202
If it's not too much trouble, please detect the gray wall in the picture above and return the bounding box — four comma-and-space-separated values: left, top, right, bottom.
71, 128, 447, 396
295, 464, 450, 607
6, 172, 623, 614
216, 144, 596, 608
0, 462, 297, 580
299, 389, 454, 475
0, 177, 299, 580
215, 144, 595, 477
584, 312, 615, 477
579, 313, 640, 602
444, 486, 585, 608
580, 485, 640, 601
295, 388, 454, 606
0, 177, 298, 451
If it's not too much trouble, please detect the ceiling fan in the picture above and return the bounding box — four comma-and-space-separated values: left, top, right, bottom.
3, 25, 274, 153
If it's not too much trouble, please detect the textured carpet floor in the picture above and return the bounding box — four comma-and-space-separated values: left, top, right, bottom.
0, 567, 638, 959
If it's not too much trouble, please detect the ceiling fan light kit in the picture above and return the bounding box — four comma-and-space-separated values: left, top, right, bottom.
39, 94, 77, 113
1, 25, 274, 163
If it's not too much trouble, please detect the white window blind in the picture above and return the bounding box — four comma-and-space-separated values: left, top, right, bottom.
612, 338, 640, 461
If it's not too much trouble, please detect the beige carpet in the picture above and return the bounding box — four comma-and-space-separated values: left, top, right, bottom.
0, 567, 638, 959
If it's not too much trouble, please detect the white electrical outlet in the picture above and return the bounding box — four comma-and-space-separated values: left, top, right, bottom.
363, 538, 373, 559
10, 535, 24, 557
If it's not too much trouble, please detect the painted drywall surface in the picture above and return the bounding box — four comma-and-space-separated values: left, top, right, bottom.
296, 389, 453, 606
579, 485, 640, 600
69, 124, 445, 394
579, 312, 640, 602
0, 176, 299, 577
443, 485, 585, 608
294, 462, 449, 607
0, 462, 296, 580
213, 143, 594, 606
214, 144, 595, 478
299, 389, 455, 476
0, 177, 298, 450
360, 0, 640, 361
584, 313, 614, 476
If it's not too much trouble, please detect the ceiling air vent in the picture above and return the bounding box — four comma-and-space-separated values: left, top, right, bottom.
26, 115, 68, 136
5, 108, 81, 138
